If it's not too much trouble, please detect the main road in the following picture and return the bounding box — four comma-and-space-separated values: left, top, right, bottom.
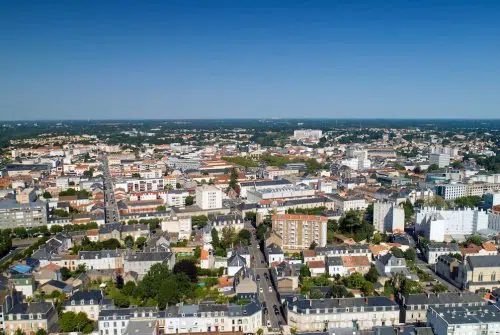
247, 223, 286, 329
101, 153, 120, 224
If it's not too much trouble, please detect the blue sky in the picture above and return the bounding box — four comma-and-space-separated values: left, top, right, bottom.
0, 1, 499, 120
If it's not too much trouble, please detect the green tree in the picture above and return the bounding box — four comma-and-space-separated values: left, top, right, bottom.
176, 183, 182, 189
237, 229, 252, 245
402, 200, 415, 222
424, 196, 449, 209
427, 164, 439, 172
454, 196, 482, 209
35, 329, 47, 335
343, 273, 366, 289
113, 291, 130, 308
390, 247, 405, 258
404, 248, 417, 262
173, 259, 198, 282
185, 196, 194, 206
339, 210, 362, 234
464, 234, 483, 246
50, 225, 63, 234
221, 226, 236, 248
14, 329, 26, 335
156, 205, 167, 212
299, 265, 311, 280
60, 267, 72, 281
402, 279, 423, 295
124, 235, 134, 249
59, 312, 94, 333
309, 241, 317, 250
42, 191, 52, 199
211, 228, 220, 249
135, 236, 147, 250
365, 266, 380, 283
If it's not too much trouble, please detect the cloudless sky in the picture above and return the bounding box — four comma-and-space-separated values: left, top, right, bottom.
0, 0, 499, 120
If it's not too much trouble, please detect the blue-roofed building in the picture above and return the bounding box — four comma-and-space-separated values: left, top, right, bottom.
11, 264, 32, 274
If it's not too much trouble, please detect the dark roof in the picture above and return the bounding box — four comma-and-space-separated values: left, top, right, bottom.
44, 280, 70, 290
467, 255, 500, 269
66, 290, 103, 304
7, 301, 54, 316
124, 251, 172, 262
404, 292, 486, 306
287, 296, 398, 313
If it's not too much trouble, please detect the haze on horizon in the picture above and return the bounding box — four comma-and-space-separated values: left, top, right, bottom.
1, 1, 499, 121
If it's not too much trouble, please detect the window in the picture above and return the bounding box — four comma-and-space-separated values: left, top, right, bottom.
479, 273, 484, 281
492, 273, 496, 281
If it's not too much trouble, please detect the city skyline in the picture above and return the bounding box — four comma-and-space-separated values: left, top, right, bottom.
1, 1, 499, 120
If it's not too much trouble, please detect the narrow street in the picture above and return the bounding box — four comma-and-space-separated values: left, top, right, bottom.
248, 226, 285, 329
101, 153, 120, 224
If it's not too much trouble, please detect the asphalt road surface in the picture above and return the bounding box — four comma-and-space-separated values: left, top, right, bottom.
101, 153, 120, 224
249, 230, 286, 329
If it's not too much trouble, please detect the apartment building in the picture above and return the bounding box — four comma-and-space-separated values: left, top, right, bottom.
429, 153, 451, 168
286, 296, 400, 331
0, 199, 47, 228
293, 129, 322, 140
161, 214, 192, 240
115, 177, 169, 193
436, 184, 467, 200
401, 292, 487, 324
373, 202, 405, 234
416, 207, 489, 242
328, 194, 367, 213
166, 190, 189, 207
272, 214, 328, 250
15, 188, 36, 204
428, 305, 500, 335
195, 185, 223, 210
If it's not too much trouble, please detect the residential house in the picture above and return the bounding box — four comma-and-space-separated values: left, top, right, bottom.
3, 298, 58, 335
376, 254, 416, 280
307, 260, 326, 277
75, 250, 123, 270
63, 290, 108, 320
227, 254, 246, 277
123, 251, 175, 277
272, 261, 299, 293
265, 244, 285, 264
424, 242, 460, 264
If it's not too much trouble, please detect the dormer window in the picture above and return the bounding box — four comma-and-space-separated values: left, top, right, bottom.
90, 299, 94, 304
37, 313, 42, 320
81, 299, 85, 305
71, 300, 75, 306
29, 314, 34, 320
